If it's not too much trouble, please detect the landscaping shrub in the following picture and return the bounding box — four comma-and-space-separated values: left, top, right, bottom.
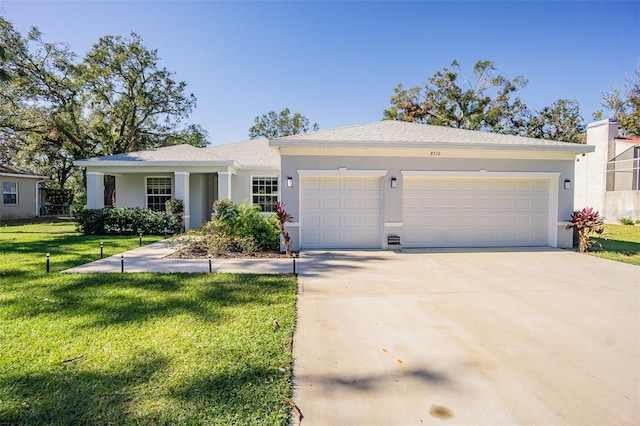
566, 207, 605, 253
618, 217, 636, 226
74, 207, 182, 235
203, 200, 280, 253
165, 199, 185, 232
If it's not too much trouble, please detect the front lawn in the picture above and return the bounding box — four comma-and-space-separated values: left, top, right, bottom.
589, 224, 640, 266
0, 221, 298, 425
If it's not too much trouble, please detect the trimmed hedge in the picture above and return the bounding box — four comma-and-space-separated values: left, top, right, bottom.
74, 207, 183, 236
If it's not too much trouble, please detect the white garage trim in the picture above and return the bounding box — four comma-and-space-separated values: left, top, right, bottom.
402, 171, 562, 179
401, 171, 560, 247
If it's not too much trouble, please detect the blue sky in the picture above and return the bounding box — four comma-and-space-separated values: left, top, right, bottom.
2, 1, 639, 145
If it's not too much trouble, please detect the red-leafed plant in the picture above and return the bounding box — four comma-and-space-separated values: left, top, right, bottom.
566, 207, 605, 253
273, 201, 294, 257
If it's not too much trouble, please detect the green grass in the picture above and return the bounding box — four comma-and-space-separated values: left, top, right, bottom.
589, 224, 640, 266
0, 221, 298, 425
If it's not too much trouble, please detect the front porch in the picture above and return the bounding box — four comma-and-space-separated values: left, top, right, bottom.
85, 169, 235, 231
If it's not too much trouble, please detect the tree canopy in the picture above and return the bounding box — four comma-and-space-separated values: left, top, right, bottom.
595, 65, 640, 137
0, 18, 207, 191
249, 108, 318, 139
524, 99, 585, 143
383, 59, 592, 143
383, 60, 529, 134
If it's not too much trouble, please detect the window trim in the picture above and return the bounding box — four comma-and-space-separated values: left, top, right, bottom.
2, 181, 18, 206
145, 176, 173, 212
251, 175, 279, 213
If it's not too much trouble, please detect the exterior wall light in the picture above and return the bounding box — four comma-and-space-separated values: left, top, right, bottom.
564, 179, 572, 189
287, 177, 293, 188
391, 177, 397, 188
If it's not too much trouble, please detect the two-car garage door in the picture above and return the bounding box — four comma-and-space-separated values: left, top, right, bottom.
403, 177, 550, 248
299, 175, 552, 249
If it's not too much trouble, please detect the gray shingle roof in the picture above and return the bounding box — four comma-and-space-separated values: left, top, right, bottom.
75, 139, 279, 169
202, 139, 279, 168
0, 165, 47, 178
270, 121, 594, 153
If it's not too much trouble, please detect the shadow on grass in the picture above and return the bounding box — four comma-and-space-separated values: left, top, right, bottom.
0, 349, 169, 425
594, 237, 640, 256
170, 363, 291, 423
4, 273, 295, 329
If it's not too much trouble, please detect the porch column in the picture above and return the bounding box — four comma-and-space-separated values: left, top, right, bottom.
174, 171, 190, 231
218, 171, 232, 200
86, 171, 104, 209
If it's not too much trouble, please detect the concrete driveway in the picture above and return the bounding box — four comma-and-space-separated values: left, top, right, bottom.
293, 248, 640, 425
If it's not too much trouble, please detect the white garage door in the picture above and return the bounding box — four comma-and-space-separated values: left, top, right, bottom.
300, 177, 382, 248
403, 178, 550, 247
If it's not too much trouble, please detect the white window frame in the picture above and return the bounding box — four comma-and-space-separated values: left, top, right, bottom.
145, 176, 173, 212
251, 176, 278, 213
2, 181, 18, 205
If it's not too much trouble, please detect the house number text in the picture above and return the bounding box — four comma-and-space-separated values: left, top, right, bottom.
430, 151, 441, 156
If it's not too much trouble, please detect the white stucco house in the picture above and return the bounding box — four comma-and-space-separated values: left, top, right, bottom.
76, 121, 593, 250
574, 118, 640, 222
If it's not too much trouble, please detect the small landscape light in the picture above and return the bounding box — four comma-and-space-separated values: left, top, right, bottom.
46, 252, 50, 274
121, 254, 124, 273
100, 241, 104, 258
208, 254, 212, 273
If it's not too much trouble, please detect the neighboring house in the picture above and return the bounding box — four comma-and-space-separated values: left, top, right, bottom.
77, 121, 593, 249
575, 118, 640, 222
0, 165, 49, 220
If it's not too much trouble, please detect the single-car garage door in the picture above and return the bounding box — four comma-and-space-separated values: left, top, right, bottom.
300, 176, 382, 248
403, 178, 551, 247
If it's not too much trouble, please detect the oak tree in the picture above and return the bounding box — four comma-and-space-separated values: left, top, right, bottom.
249, 108, 318, 138
383, 60, 529, 134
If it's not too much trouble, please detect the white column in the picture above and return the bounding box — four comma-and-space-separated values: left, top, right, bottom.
86, 171, 104, 209
218, 171, 232, 201
174, 172, 190, 231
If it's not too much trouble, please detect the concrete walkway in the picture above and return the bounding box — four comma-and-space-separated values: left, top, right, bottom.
62, 240, 297, 274
292, 248, 640, 425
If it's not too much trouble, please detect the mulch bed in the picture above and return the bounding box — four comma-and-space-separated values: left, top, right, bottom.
169, 245, 289, 259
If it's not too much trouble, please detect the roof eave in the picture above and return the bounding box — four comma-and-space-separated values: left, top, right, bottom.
0, 172, 50, 179
74, 160, 239, 168
269, 140, 595, 154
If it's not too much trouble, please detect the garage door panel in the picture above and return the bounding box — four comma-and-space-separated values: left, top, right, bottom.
322, 216, 340, 227
323, 179, 340, 190
514, 198, 531, 209
322, 198, 340, 208
343, 198, 361, 209
404, 178, 550, 247
532, 198, 549, 209
496, 198, 514, 209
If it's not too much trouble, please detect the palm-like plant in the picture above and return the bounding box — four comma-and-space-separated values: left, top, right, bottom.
274, 201, 294, 257
566, 207, 605, 253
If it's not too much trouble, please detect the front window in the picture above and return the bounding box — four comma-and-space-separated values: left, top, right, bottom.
146, 177, 172, 211
3, 182, 17, 205
252, 176, 278, 212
